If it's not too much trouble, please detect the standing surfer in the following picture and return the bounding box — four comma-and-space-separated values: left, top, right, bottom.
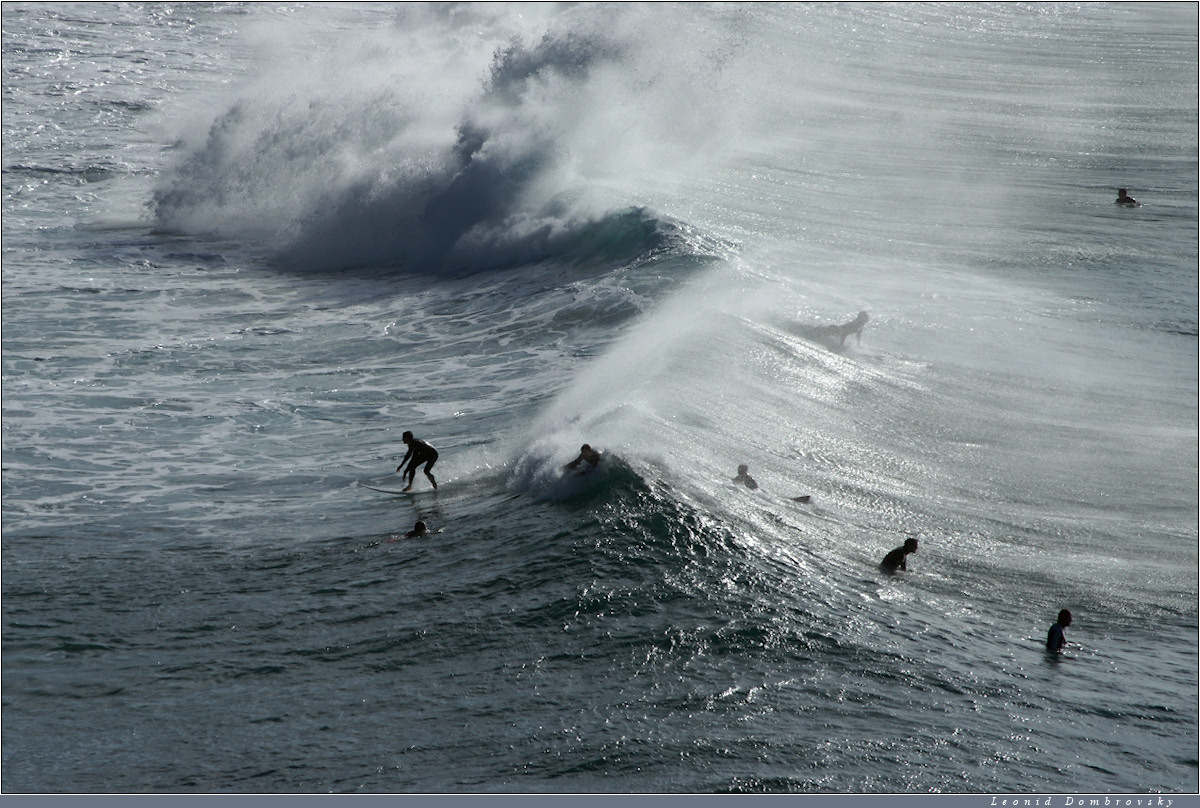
397, 431, 438, 491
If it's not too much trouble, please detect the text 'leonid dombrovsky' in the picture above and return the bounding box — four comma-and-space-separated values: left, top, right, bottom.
990, 798, 1176, 807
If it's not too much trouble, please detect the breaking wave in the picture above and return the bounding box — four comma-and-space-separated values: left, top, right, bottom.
151, 5, 742, 274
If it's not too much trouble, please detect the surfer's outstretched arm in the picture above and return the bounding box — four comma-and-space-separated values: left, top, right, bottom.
396, 445, 414, 473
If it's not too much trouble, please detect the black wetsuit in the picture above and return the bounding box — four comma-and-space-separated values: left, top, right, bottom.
880, 546, 909, 572
1046, 622, 1066, 651
398, 439, 438, 486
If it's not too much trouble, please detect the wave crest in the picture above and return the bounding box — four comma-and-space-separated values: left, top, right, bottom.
150, 10, 682, 274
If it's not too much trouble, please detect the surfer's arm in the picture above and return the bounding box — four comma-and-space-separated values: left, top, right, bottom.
397, 446, 414, 471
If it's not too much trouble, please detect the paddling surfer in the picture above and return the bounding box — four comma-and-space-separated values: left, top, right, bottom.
824, 311, 870, 347
732, 464, 758, 490
396, 431, 438, 491
800, 311, 870, 348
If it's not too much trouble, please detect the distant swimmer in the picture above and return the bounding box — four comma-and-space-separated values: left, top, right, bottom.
880, 537, 918, 572
1115, 188, 1141, 207
1046, 608, 1072, 652
733, 464, 758, 490
396, 431, 438, 491
405, 520, 428, 539
564, 443, 601, 473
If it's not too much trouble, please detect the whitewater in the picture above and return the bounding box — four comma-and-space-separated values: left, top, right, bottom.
2, 2, 1196, 795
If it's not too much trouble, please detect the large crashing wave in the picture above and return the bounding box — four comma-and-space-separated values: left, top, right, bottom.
151, 6, 740, 273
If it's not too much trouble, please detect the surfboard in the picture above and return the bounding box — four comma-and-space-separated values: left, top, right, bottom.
360, 482, 429, 495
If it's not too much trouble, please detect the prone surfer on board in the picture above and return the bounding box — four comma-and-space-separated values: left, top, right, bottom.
733, 462, 812, 501
563, 444, 601, 474
797, 311, 870, 348
820, 311, 869, 347
397, 431, 438, 491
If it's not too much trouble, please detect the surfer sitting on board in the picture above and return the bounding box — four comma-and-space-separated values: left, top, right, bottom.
1115, 188, 1140, 207
396, 431, 438, 491
1046, 609, 1072, 652
563, 444, 601, 474
880, 538, 918, 572
732, 464, 758, 490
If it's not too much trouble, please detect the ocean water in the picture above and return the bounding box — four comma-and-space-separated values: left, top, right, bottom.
2, 2, 1196, 795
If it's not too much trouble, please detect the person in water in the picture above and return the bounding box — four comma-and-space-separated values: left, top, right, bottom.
808, 311, 870, 347
1115, 188, 1141, 207
1046, 609, 1072, 652
404, 520, 428, 539
732, 464, 758, 490
881, 537, 918, 572
396, 431, 438, 491
564, 444, 601, 472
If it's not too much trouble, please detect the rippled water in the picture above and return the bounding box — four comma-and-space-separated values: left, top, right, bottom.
3, 2, 1196, 794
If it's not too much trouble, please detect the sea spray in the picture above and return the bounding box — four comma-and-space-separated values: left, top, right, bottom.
151, 4, 766, 274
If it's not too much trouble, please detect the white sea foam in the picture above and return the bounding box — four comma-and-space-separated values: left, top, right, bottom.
150, 5, 759, 273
